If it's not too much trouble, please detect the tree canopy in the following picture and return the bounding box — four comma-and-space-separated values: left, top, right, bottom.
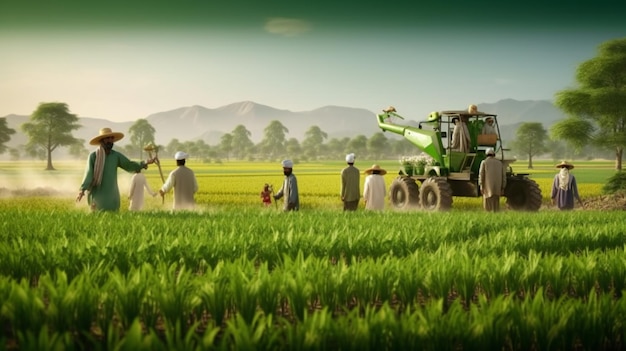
128, 119, 156, 159
21, 102, 81, 170
511, 122, 548, 169
0, 118, 16, 154
554, 37, 626, 170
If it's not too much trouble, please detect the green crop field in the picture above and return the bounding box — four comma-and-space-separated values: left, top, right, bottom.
0, 159, 624, 350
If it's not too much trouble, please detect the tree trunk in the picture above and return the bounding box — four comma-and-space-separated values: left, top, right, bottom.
527, 154, 534, 169
616, 147, 623, 171
46, 148, 55, 170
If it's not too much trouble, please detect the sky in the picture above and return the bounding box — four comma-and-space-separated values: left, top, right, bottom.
1, 0, 625, 122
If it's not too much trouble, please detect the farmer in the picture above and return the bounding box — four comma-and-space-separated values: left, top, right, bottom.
450, 114, 471, 152
274, 159, 299, 211
77, 127, 155, 211
128, 168, 157, 211
340, 153, 360, 211
478, 147, 506, 212
363, 164, 386, 211
159, 151, 198, 211
482, 117, 497, 135
551, 161, 583, 210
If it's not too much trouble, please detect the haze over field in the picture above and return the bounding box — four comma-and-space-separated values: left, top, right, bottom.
1, 0, 624, 123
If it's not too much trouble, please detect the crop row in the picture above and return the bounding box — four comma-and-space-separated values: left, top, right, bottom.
2, 260, 625, 350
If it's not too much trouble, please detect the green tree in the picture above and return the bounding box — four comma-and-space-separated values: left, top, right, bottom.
231, 125, 254, 159
219, 133, 233, 160
511, 122, 548, 169
367, 132, 389, 160
68, 139, 89, 160
347, 135, 368, 159
21, 102, 81, 170
326, 137, 350, 160
549, 117, 595, 154
554, 37, 626, 170
301, 126, 328, 160
259, 120, 289, 160
128, 119, 156, 159
165, 138, 182, 156
0, 117, 16, 154
193, 139, 210, 162
285, 138, 301, 159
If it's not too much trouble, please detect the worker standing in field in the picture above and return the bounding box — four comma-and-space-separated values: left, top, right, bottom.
76, 128, 155, 212
274, 159, 299, 211
551, 161, 583, 210
159, 151, 198, 211
128, 168, 157, 211
363, 164, 386, 210
340, 153, 360, 211
478, 147, 506, 212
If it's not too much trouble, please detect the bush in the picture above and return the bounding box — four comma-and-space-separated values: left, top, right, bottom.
602, 171, 626, 194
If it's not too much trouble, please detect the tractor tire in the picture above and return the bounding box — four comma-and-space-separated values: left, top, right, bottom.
419, 177, 453, 211
389, 177, 419, 210
505, 178, 542, 211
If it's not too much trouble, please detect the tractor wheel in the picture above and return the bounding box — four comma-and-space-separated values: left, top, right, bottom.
419, 177, 453, 211
389, 177, 419, 209
505, 178, 542, 211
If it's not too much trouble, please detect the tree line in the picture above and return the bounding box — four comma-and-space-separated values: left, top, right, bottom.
1, 38, 625, 170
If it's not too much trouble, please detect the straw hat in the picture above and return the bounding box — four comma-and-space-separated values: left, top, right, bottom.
555, 161, 574, 169
364, 164, 387, 175
89, 127, 124, 145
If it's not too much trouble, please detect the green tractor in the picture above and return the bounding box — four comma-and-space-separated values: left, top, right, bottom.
377, 105, 542, 211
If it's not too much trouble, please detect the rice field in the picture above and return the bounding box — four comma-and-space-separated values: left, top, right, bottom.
0, 159, 624, 350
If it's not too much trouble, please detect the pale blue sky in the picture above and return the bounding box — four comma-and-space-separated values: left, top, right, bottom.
1, 1, 624, 122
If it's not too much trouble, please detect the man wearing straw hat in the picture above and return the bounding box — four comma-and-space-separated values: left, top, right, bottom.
551, 161, 583, 210
363, 164, 387, 211
77, 127, 155, 211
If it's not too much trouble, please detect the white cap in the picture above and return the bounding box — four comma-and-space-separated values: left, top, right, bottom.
485, 148, 495, 156
281, 159, 293, 168
345, 153, 355, 163
174, 151, 189, 160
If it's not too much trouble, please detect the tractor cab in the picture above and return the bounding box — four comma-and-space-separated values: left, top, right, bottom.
440, 108, 502, 176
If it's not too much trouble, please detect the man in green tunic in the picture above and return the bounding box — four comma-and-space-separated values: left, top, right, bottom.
77, 128, 155, 211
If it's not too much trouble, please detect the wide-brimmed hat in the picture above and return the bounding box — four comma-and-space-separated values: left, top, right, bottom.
364, 164, 387, 175
89, 128, 124, 145
555, 161, 574, 169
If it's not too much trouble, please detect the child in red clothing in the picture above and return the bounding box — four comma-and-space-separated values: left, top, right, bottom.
260, 184, 272, 207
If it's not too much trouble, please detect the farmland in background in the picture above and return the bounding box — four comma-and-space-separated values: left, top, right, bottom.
0, 159, 624, 349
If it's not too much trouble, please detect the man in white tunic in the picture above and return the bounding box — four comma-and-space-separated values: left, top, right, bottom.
128, 169, 156, 211
478, 148, 506, 212
274, 159, 299, 211
450, 115, 471, 152
363, 164, 387, 211
481, 117, 497, 135
159, 151, 198, 211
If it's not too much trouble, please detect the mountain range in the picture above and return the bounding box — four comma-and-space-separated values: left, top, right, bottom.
1, 99, 567, 157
